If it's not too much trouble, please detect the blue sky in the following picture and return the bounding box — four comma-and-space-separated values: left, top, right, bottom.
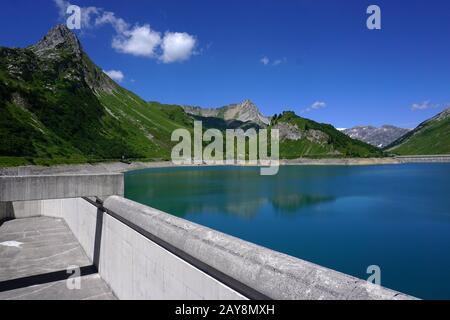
0, 0, 449, 128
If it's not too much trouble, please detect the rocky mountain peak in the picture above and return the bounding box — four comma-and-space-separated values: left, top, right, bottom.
225, 100, 270, 125
182, 99, 270, 126
240, 99, 256, 108
30, 24, 82, 58
25, 25, 115, 93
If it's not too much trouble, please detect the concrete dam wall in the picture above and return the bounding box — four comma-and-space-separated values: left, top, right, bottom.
0, 173, 416, 300
396, 155, 450, 163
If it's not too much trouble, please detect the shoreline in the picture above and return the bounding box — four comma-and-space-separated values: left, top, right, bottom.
2, 156, 450, 176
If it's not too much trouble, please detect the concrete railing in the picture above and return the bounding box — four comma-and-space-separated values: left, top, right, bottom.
37, 197, 246, 300
0, 173, 123, 221
0, 174, 123, 202
99, 196, 414, 300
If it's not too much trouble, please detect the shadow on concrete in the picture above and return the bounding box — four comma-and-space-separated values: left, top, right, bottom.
0, 265, 97, 293
93, 202, 104, 268
0, 202, 14, 223
0, 217, 14, 228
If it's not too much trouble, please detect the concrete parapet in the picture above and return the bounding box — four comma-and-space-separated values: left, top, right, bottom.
39, 197, 246, 300
0, 174, 124, 202
103, 195, 416, 300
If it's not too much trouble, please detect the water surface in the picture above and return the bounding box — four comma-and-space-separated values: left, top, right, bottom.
125, 164, 450, 299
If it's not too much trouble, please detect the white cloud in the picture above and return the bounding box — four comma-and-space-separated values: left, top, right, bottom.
53, 0, 197, 63
260, 56, 270, 65
311, 101, 327, 110
95, 11, 129, 34
260, 56, 286, 66
112, 25, 161, 57
104, 70, 124, 82
160, 32, 197, 63
411, 101, 439, 111
301, 101, 327, 114
273, 60, 283, 66
54, 0, 68, 18
81, 7, 101, 28
273, 58, 287, 66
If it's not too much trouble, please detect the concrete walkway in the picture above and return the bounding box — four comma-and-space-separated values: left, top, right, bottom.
0, 217, 115, 300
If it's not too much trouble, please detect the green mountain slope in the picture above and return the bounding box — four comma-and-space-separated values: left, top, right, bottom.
0, 25, 192, 166
272, 112, 383, 158
0, 25, 384, 167
386, 108, 450, 155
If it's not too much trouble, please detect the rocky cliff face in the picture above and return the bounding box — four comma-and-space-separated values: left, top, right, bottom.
223, 100, 271, 125
28, 25, 116, 94
343, 125, 410, 148
183, 100, 270, 127
30, 24, 83, 58
273, 122, 330, 145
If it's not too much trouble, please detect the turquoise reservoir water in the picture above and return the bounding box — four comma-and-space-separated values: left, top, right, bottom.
125, 164, 450, 299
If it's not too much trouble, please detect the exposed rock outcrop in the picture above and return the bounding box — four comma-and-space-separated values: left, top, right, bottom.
30, 24, 82, 59
274, 122, 330, 144
183, 100, 270, 127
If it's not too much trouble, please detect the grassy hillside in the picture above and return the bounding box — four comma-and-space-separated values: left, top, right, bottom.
0, 26, 193, 167
386, 108, 450, 155
273, 112, 384, 159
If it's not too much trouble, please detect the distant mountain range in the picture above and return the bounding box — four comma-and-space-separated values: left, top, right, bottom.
0, 25, 448, 167
343, 125, 411, 148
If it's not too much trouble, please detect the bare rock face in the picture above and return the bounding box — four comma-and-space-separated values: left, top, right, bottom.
343, 125, 410, 148
273, 122, 303, 140
11, 92, 30, 110
223, 100, 270, 126
182, 106, 220, 118
30, 24, 82, 59
183, 100, 270, 127
273, 123, 330, 144
306, 129, 329, 144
